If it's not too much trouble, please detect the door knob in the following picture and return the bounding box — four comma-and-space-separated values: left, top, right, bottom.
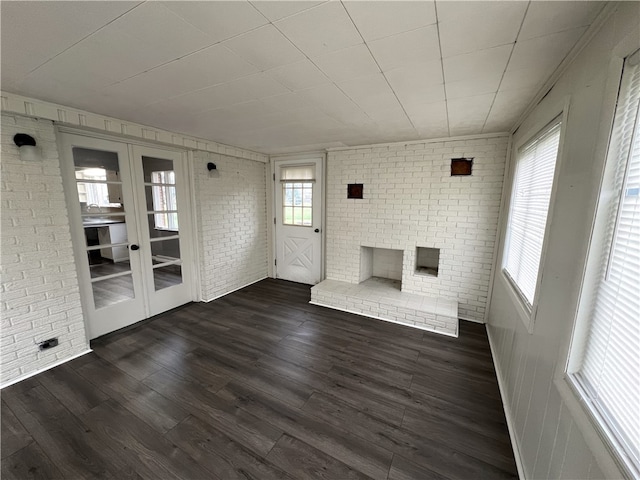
130, 244, 140, 251
314, 228, 320, 233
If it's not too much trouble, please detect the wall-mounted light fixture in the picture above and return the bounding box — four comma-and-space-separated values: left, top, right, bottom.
207, 162, 217, 171
13, 133, 41, 162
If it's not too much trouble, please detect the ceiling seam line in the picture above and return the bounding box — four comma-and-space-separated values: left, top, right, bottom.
480, 1, 531, 133
340, 0, 419, 134
264, 5, 374, 127
26, 1, 146, 77
433, 1, 450, 137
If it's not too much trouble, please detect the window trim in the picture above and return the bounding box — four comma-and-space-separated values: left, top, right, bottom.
555, 51, 638, 480
500, 103, 569, 333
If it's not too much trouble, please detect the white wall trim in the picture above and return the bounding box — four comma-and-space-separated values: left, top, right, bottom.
487, 327, 526, 480
1, 91, 268, 163
326, 132, 510, 152
203, 276, 268, 303
0, 349, 93, 390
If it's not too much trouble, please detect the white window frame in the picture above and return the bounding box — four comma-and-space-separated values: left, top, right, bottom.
559, 49, 640, 480
151, 170, 178, 232
501, 106, 568, 333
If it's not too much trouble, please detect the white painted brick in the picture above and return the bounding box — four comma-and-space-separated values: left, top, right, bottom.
325, 135, 508, 322
1, 113, 89, 386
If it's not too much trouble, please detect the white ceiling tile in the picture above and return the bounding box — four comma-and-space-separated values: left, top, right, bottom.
386, 61, 445, 106
447, 93, 495, 129
338, 74, 403, 113
296, 83, 372, 125
223, 25, 305, 71
265, 60, 330, 91
446, 75, 502, 100
259, 92, 314, 112
250, 1, 325, 22
103, 45, 258, 105
275, 2, 362, 57
313, 44, 380, 83
0, 1, 138, 81
407, 101, 448, 132
443, 44, 512, 82
508, 27, 587, 73
519, 1, 604, 40
368, 25, 440, 72
163, 1, 268, 43
438, 1, 527, 57
484, 88, 537, 132
342, 1, 436, 42
500, 66, 550, 93
148, 73, 289, 116
110, 3, 214, 60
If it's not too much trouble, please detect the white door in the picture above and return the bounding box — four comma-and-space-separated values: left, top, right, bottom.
274, 158, 323, 285
60, 133, 194, 339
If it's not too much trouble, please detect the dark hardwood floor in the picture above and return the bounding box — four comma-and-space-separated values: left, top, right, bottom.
1, 279, 517, 479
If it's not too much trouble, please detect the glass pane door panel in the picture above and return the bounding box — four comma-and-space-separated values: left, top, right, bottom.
92, 274, 135, 309
150, 238, 181, 262
147, 213, 179, 238
153, 264, 182, 291
141, 156, 175, 182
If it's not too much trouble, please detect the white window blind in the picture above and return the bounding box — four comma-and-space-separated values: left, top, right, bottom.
573, 51, 640, 477
504, 120, 562, 309
280, 164, 315, 182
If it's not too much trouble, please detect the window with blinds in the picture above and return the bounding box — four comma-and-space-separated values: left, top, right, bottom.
569, 50, 640, 478
503, 119, 562, 311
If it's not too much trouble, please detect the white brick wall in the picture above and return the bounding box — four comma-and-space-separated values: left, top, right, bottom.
193, 152, 268, 301
325, 135, 508, 322
1, 114, 89, 385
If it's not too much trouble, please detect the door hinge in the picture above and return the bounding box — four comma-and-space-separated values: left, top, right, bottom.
273, 173, 275, 181
274, 217, 276, 225
274, 259, 277, 266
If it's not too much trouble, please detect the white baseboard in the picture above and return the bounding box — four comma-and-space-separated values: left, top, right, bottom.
486, 326, 526, 480
0, 349, 93, 390
203, 276, 268, 303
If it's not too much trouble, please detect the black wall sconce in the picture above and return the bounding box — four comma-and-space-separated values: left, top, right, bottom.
13, 133, 41, 161
207, 162, 217, 171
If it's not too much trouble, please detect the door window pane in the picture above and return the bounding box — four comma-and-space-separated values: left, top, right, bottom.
92, 274, 135, 309
153, 264, 182, 291
282, 182, 313, 226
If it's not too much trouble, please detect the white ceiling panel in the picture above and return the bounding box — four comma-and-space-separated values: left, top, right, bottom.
438, 1, 528, 57
519, 1, 603, 40
1, 1, 604, 153
275, 2, 362, 57
249, 1, 326, 22
508, 27, 588, 73
368, 25, 440, 72
342, 1, 436, 42
0, 1, 139, 86
443, 44, 512, 83
313, 44, 380, 83
103, 45, 258, 106
446, 75, 503, 100
163, 1, 268, 44
386, 61, 445, 106
223, 25, 305, 71
265, 60, 330, 91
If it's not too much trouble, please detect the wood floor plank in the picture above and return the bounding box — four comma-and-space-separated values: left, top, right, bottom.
218, 380, 394, 480
143, 368, 282, 457
75, 358, 189, 434
1, 442, 64, 480
1, 278, 516, 480
166, 415, 294, 480
266, 433, 374, 480
1, 400, 33, 459
80, 399, 216, 480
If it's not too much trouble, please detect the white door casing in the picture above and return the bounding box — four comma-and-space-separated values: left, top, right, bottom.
274, 158, 323, 285
59, 132, 194, 339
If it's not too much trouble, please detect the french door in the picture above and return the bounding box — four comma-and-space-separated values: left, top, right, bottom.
60, 133, 194, 339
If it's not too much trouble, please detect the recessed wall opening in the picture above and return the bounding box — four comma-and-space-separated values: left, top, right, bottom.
360, 246, 403, 290
416, 247, 440, 277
